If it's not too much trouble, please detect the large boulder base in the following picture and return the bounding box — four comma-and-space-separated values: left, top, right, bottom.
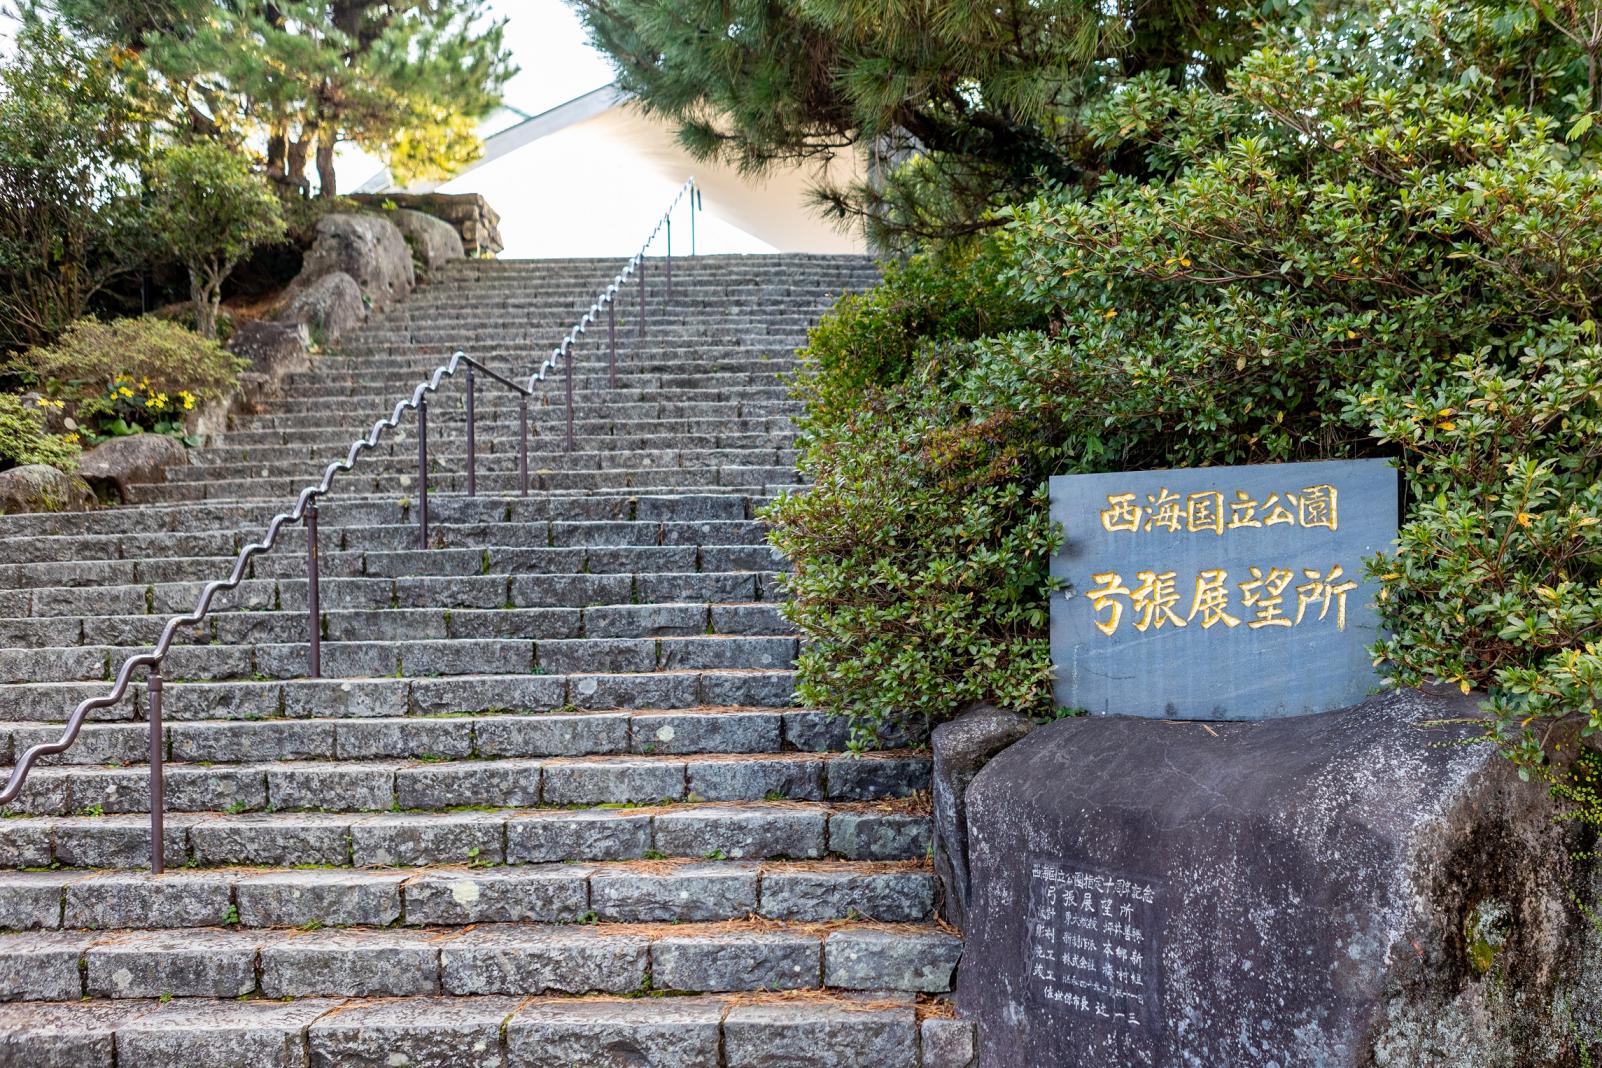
274, 270, 364, 345
77, 434, 189, 502
290, 212, 413, 312
0, 464, 95, 513
932, 705, 1036, 930
958, 689, 1600, 1068
389, 209, 465, 274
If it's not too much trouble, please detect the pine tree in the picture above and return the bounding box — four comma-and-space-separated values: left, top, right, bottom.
53, 0, 516, 195
569, 0, 1259, 249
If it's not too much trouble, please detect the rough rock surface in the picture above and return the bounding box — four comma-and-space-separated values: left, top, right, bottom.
351, 191, 502, 255
77, 434, 189, 502
228, 320, 311, 402
274, 270, 364, 345
958, 689, 1599, 1068
0, 464, 94, 514
289, 212, 413, 312
389, 208, 465, 274
931, 704, 1035, 930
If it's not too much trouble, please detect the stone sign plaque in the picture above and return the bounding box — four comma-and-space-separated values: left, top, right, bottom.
1026, 856, 1164, 1043
1049, 458, 1397, 719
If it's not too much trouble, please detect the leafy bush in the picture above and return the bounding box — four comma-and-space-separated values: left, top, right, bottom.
5, 317, 244, 442
148, 141, 287, 340
0, 19, 151, 352
0, 393, 80, 471
770, 0, 1602, 764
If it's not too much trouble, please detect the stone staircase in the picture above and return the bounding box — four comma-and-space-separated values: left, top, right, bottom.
0, 255, 970, 1067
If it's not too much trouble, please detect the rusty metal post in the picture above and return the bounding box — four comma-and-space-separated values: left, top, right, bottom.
666, 218, 673, 304
608, 298, 617, 389
306, 501, 320, 679
638, 258, 646, 340
147, 671, 165, 875
417, 397, 429, 549
519, 396, 529, 497
465, 365, 477, 497
564, 346, 575, 453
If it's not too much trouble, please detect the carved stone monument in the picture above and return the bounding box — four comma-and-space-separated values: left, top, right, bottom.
948, 458, 1602, 1067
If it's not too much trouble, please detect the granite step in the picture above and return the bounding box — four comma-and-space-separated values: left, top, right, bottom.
0, 993, 969, 1068
0, 918, 960, 1001
0, 745, 928, 814
0, 800, 929, 869
0, 857, 935, 929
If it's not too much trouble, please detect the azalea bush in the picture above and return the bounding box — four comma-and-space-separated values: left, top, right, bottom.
770, 0, 1602, 764
4, 316, 244, 444
0, 392, 80, 471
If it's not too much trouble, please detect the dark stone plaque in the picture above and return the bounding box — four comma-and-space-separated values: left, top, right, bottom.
1048, 457, 1398, 719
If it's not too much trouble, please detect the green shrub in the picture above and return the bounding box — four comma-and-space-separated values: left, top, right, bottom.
769, 0, 1602, 763
0, 392, 80, 471
6, 317, 245, 442
147, 141, 287, 341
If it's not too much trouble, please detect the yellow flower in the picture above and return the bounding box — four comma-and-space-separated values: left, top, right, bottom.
1103, 308, 1118, 319
178, 390, 196, 411
63, 432, 80, 445
1516, 512, 1533, 528
117, 386, 134, 398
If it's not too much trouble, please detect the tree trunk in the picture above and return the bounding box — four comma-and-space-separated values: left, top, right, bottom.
286, 134, 312, 195
315, 126, 338, 198
189, 268, 216, 340
266, 121, 288, 184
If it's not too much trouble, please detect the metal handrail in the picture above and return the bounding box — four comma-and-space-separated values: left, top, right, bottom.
0, 179, 704, 874
531, 177, 701, 450
0, 353, 529, 864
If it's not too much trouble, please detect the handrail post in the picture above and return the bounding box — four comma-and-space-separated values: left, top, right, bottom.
465, 364, 477, 497
519, 396, 529, 497
639, 258, 647, 340
608, 298, 617, 389
564, 347, 575, 453
690, 189, 697, 256
417, 397, 429, 549
306, 502, 320, 679
666, 218, 673, 304
147, 671, 165, 875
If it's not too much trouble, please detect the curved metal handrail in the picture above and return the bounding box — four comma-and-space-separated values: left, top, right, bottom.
528, 177, 699, 392
0, 352, 528, 807
0, 177, 703, 875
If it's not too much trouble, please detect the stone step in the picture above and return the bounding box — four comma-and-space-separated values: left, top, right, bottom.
124, 472, 798, 504
0, 858, 935, 929
0, 799, 929, 869
0, 517, 778, 561
191, 433, 800, 466
0, 991, 969, 1068
0, 631, 801, 684
0, 602, 793, 649
0, 668, 805, 724
2, 704, 845, 775
0, 918, 958, 1001
161, 449, 802, 484
5, 747, 927, 816
0, 493, 775, 538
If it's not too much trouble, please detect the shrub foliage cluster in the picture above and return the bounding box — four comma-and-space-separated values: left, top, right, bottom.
769, 0, 1602, 767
